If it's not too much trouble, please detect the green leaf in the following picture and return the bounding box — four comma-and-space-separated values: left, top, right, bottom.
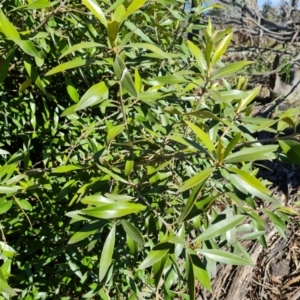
153, 251, 168, 287
237, 87, 261, 113
17, 39, 41, 59
0, 47, 17, 83
279, 140, 300, 165
83, 0, 107, 28
224, 132, 241, 158
81, 202, 146, 219
98, 166, 128, 184
44, 58, 86, 76
195, 214, 246, 242
230, 173, 277, 203
75, 81, 108, 111
113, 56, 138, 98
224, 145, 278, 163
0, 186, 20, 194
14, 0, 59, 10
240, 231, 266, 240
60, 42, 105, 59
125, 159, 134, 176
228, 167, 269, 195
178, 179, 207, 223
124, 21, 153, 43
68, 229, 97, 244
186, 253, 195, 300
185, 121, 215, 153
121, 220, 144, 245
212, 32, 232, 66
17, 200, 32, 211
66, 78, 79, 103
61, 104, 77, 117
0, 201, 13, 215
53, 165, 82, 173
198, 249, 251, 265
23, 55, 45, 92
99, 224, 116, 282
188, 250, 212, 292
187, 40, 207, 72
125, 43, 180, 59
0, 278, 17, 296
0, 9, 20, 41
154, 75, 188, 84
107, 124, 125, 144
107, 20, 120, 44
125, 0, 146, 18
178, 168, 214, 193
139, 248, 169, 269
211, 61, 253, 80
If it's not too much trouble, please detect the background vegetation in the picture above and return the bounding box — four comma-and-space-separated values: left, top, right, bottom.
0, 0, 299, 299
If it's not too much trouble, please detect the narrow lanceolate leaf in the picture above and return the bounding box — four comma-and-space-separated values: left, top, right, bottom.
154, 75, 188, 84
83, 0, 107, 28
188, 250, 212, 292
237, 86, 261, 113
185, 121, 215, 153
99, 224, 116, 282
113, 56, 138, 98
178, 179, 207, 223
279, 140, 300, 165
211, 61, 253, 80
0, 201, 13, 215
187, 40, 207, 72
0, 186, 20, 194
139, 248, 169, 269
198, 249, 251, 266
107, 124, 125, 144
178, 168, 214, 193
195, 214, 246, 242
224, 132, 241, 158
17, 40, 41, 59
224, 145, 278, 163
60, 42, 104, 59
125, 0, 146, 18
81, 202, 146, 219
75, 81, 108, 111
23, 55, 45, 92
211, 32, 233, 66
0, 279, 17, 296
186, 253, 195, 300
125, 43, 180, 59
121, 220, 144, 245
0, 47, 16, 83
44, 58, 86, 76
125, 21, 153, 44
228, 167, 269, 195
53, 165, 82, 173
68, 228, 97, 244
0, 10, 20, 41
19, 0, 59, 10
230, 174, 278, 203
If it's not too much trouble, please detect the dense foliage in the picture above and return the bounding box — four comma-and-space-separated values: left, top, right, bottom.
0, 0, 299, 299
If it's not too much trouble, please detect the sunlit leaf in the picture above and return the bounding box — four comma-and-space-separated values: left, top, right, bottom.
178, 168, 214, 193
195, 214, 246, 242
99, 224, 115, 282
83, 0, 107, 28
60, 42, 105, 59
45, 58, 86, 76
121, 220, 144, 245
199, 249, 251, 265
81, 202, 146, 219
75, 81, 108, 111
